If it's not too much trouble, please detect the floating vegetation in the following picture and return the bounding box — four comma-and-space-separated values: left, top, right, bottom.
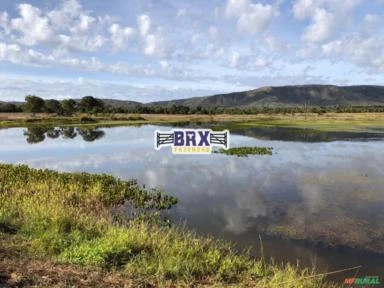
214, 146, 273, 157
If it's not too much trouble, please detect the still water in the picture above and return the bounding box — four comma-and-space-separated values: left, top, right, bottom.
0, 125, 383, 282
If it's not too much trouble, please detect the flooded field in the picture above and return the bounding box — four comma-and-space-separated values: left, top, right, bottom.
0, 124, 383, 282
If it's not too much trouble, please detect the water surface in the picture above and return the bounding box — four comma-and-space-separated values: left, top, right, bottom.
0, 125, 383, 283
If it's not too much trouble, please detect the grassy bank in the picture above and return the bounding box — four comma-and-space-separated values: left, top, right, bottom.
0, 164, 336, 287
0, 112, 384, 132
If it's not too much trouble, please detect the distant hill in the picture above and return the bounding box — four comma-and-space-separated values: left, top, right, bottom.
99, 99, 142, 109
0, 101, 24, 106
2, 85, 384, 110
148, 85, 384, 108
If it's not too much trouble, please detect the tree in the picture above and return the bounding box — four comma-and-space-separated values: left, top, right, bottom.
79, 96, 104, 113
43, 99, 63, 114
61, 99, 77, 116
0, 103, 21, 112
23, 95, 45, 114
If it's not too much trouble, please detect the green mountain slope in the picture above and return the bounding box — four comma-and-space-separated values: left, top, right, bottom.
148, 85, 384, 108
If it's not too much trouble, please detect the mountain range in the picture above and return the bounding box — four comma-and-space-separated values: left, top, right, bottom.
2, 85, 384, 109
146, 85, 384, 108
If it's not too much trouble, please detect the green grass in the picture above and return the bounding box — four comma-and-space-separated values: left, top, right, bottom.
214, 146, 273, 157
0, 164, 336, 287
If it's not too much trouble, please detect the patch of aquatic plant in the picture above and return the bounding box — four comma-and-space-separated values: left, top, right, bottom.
0, 164, 334, 287
214, 146, 273, 157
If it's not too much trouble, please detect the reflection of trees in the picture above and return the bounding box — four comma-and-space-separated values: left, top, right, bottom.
76, 127, 105, 142
46, 128, 61, 139
23, 127, 47, 144
233, 127, 383, 142
61, 127, 77, 139
23, 127, 105, 143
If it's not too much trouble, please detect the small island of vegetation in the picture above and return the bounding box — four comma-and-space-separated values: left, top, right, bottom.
215, 146, 273, 157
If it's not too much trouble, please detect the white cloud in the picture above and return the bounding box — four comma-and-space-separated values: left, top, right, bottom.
47, 0, 82, 28
237, 4, 276, 34
176, 9, 187, 18
302, 8, 335, 42
143, 33, 166, 57
322, 33, 384, 72
159, 60, 169, 70
11, 4, 53, 46
363, 14, 381, 32
293, 0, 323, 20
225, 0, 276, 35
254, 58, 267, 68
293, 0, 362, 43
137, 14, 151, 36
228, 50, 240, 67
0, 1, 169, 58
109, 23, 136, 51
293, 0, 361, 20
263, 35, 291, 53
225, 0, 248, 17
143, 34, 156, 55
70, 14, 95, 35
0, 0, 382, 98
0, 41, 151, 75
56, 33, 106, 53
0, 12, 10, 37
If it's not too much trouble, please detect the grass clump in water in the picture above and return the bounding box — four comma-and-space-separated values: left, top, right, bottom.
0, 164, 334, 287
215, 146, 273, 157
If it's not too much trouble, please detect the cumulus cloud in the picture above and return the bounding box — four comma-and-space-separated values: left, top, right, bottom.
109, 23, 136, 51
293, 0, 362, 43
0, 1, 166, 57
47, 0, 82, 28
322, 33, 384, 72
302, 8, 335, 42
293, 0, 322, 20
10, 4, 53, 46
0, 0, 382, 101
225, 0, 276, 35
138, 14, 151, 36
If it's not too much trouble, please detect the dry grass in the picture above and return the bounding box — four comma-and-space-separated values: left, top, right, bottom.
1, 112, 384, 132
1, 112, 384, 122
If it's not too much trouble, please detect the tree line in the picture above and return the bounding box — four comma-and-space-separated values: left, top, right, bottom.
1, 95, 384, 114
0, 95, 105, 115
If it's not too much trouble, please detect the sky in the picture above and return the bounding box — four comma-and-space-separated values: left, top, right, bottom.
0, 0, 383, 102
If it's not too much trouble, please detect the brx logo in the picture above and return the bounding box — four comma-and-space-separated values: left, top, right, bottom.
155, 129, 230, 154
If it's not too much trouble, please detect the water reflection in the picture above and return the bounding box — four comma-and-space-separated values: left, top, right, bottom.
23, 127, 105, 143
232, 126, 384, 142
161, 122, 384, 142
